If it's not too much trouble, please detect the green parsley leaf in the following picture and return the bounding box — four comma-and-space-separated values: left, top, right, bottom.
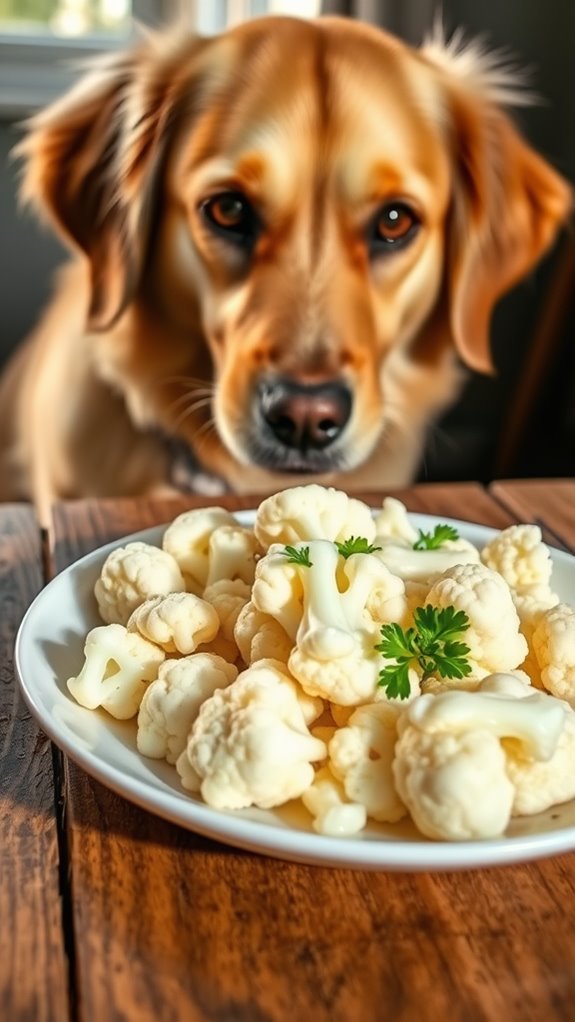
413, 604, 470, 643
335, 536, 382, 559
283, 545, 313, 567
378, 661, 412, 701
413, 524, 460, 551
376, 604, 471, 699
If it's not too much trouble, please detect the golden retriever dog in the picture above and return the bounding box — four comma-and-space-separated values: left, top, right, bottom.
0, 15, 570, 523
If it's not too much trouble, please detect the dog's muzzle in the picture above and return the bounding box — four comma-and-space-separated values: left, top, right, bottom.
250, 376, 353, 472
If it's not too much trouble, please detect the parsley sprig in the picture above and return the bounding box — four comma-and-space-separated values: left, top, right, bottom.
413, 524, 460, 550
335, 536, 382, 559
375, 605, 471, 699
283, 545, 313, 567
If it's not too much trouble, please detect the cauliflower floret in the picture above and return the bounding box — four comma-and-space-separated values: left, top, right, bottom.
504, 706, 575, 816
393, 680, 566, 840
480, 525, 558, 687
136, 653, 237, 763
234, 601, 294, 665
127, 591, 219, 654
193, 579, 252, 664
425, 562, 527, 677
481, 524, 554, 592
203, 578, 250, 640
513, 586, 560, 686
532, 603, 575, 704
162, 506, 236, 588
514, 586, 559, 639
373, 497, 418, 545
374, 538, 480, 584
254, 484, 375, 550
176, 661, 326, 809
284, 540, 408, 705
328, 701, 407, 822
94, 542, 185, 625
394, 725, 514, 840
422, 669, 532, 697
301, 766, 367, 836
251, 545, 304, 641
254, 539, 409, 706
164, 510, 259, 595
350, 550, 408, 627
255, 658, 324, 727
67, 623, 165, 719
204, 524, 260, 589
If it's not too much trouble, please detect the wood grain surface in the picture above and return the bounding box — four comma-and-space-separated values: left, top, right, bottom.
491, 479, 575, 550
45, 485, 575, 1022
0, 506, 70, 1022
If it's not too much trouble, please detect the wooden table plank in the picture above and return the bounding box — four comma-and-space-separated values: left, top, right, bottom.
50, 487, 575, 1022
491, 479, 575, 550
50, 480, 514, 556
0, 506, 70, 1022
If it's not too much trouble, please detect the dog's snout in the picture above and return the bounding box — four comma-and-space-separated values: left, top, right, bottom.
259, 378, 352, 451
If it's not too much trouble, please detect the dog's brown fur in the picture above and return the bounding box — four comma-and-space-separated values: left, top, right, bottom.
0, 16, 570, 523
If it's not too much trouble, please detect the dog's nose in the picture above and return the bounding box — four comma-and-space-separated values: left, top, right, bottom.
259, 378, 352, 450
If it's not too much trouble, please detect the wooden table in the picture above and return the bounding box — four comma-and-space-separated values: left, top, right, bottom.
3, 480, 575, 1022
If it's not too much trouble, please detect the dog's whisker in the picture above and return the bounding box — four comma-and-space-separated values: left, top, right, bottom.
166, 390, 214, 415
169, 397, 214, 432
141, 376, 216, 401
156, 375, 216, 391
193, 418, 218, 456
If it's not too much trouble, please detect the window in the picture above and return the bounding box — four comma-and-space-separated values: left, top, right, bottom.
0, 0, 321, 113
0, 0, 133, 38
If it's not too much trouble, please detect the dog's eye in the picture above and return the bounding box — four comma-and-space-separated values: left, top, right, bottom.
201, 192, 258, 243
372, 203, 419, 250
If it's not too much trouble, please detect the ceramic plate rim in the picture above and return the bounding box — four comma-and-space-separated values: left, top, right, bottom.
14, 510, 575, 872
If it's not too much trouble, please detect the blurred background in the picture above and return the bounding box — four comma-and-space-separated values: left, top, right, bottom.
0, 0, 574, 484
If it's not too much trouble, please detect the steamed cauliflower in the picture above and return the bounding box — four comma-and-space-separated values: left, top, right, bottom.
532, 603, 575, 703
425, 562, 528, 678
481, 524, 554, 593
301, 766, 367, 836
504, 705, 575, 816
136, 653, 238, 763
94, 542, 185, 625
234, 601, 294, 665
199, 579, 251, 662
67, 623, 165, 719
374, 537, 480, 584
373, 498, 480, 583
251, 545, 304, 641
373, 497, 418, 545
127, 591, 219, 654
328, 701, 407, 822
67, 481, 575, 845
479, 524, 559, 686
280, 539, 409, 705
162, 508, 258, 593
176, 661, 326, 809
394, 725, 514, 841
393, 677, 566, 840
254, 484, 375, 550
203, 579, 251, 637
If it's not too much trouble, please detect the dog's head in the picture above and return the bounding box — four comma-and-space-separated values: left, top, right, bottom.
19, 17, 571, 487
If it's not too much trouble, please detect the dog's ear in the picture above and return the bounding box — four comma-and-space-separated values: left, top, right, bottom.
17, 33, 205, 330
447, 96, 572, 373
423, 33, 572, 373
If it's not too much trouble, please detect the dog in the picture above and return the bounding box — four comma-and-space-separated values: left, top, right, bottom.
0, 15, 570, 523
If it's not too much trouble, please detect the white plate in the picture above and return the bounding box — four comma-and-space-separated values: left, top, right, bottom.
14, 511, 575, 872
